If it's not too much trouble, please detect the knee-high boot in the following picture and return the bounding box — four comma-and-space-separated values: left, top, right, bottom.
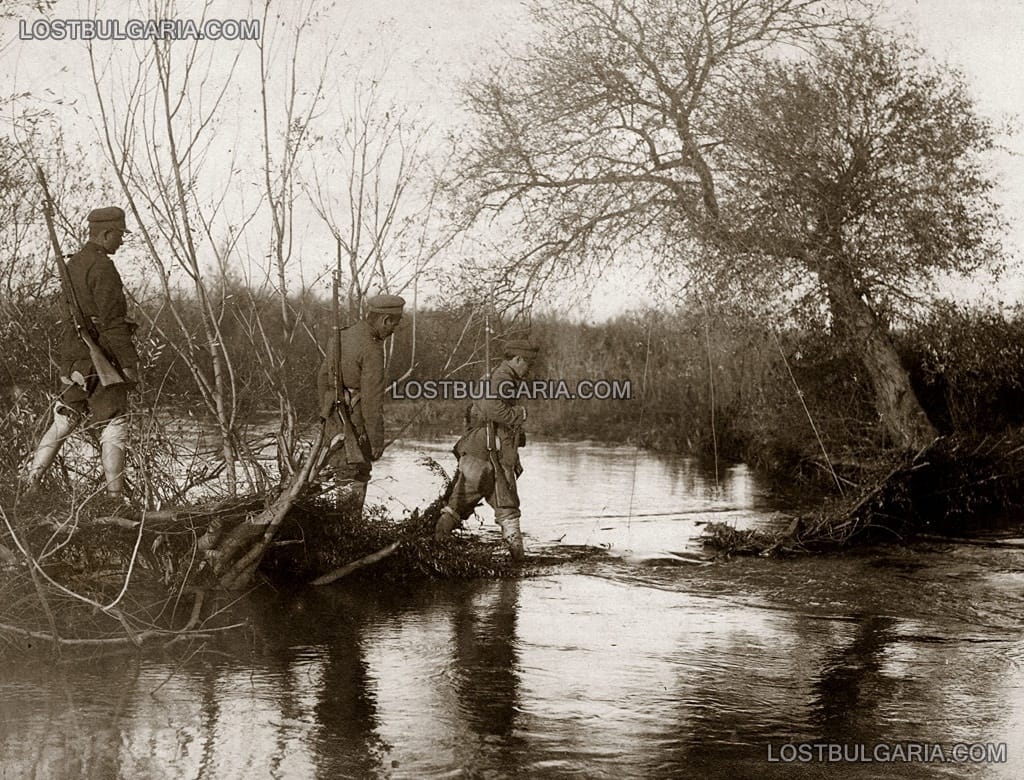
100, 415, 128, 497
25, 406, 78, 487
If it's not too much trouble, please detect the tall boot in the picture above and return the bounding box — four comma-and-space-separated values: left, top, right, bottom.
334, 472, 367, 516
25, 406, 78, 488
348, 481, 367, 514
434, 506, 461, 541
496, 512, 524, 561
100, 415, 128, 497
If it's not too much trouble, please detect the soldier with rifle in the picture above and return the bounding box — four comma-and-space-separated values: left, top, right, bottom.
25, 192, 140, 510
434, 339, 540, 561
317, 291, 405, 514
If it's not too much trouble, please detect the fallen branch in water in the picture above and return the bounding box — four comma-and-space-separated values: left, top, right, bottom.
0, 621, 240, 648
0, 587, 218, 648
311, 540, 402, 586
914, 533, 1024, 548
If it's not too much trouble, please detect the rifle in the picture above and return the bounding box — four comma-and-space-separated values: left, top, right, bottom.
35, 167, 124, 387
320, 270, 367, 465
483, 303, 518, 508
488, 439, 519, 509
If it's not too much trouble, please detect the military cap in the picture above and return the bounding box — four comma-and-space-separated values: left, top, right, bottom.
87, 206, 131, 233
504, 339, 540, 358
366, 294, 406, 316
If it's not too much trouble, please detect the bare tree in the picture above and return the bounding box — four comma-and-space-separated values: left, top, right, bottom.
229, 0, 331, 475
459, 0, 1002, 450
87, 4, 257, 494
308, 75, 454, 314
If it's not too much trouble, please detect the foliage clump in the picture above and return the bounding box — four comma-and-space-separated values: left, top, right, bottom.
704, 430, 1024, 555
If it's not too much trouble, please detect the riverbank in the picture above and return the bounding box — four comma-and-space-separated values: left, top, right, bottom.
9, 300, 1024, 570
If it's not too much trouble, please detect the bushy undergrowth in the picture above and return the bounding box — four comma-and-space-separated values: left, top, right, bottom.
900, 302, 1024, 434
520, 303, 1024, 490
6, 291, 1024, 493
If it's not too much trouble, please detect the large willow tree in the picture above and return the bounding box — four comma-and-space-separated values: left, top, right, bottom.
459, 0, 1000, 450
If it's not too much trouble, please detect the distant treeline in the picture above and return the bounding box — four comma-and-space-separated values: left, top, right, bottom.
6, 286, 1024, 484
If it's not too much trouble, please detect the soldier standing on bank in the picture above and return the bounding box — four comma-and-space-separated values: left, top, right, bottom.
25, 207, 140, 508
434, 339, 540, 560
317, 294, 405, 513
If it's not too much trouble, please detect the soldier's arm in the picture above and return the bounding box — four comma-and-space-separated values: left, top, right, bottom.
478, 366, 526, 427
88, 257, 140, 369
361, 341, 386, 458
478, 396, 524, 427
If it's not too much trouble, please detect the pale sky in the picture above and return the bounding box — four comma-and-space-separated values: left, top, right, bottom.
2, 0, 1023, 318
880, 0, 1024, 309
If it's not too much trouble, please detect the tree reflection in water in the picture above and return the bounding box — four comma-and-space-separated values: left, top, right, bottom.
247, 587, 387, 778
812, 614, 899, 742
451, 578, 523, 768
249, 579, 526, 777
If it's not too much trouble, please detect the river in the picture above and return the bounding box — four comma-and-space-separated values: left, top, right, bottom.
1, 439, 1023, 778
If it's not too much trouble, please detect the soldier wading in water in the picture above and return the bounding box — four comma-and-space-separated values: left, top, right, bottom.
317, 294, 405, 514
434, 339, 540, 560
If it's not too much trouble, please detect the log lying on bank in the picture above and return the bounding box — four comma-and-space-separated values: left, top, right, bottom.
702, 431, 1024, 556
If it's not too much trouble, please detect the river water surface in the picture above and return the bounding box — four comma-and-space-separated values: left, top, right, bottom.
2, 439, 1024, 778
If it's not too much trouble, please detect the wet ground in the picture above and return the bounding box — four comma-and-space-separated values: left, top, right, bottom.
2, 439, 1023, 778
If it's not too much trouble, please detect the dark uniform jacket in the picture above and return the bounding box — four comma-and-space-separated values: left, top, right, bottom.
317, 320, 387, 455
459, 360, 527, 471
61, 240, 139, 372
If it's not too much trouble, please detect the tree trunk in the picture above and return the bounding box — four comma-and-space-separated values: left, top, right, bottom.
817, 262, 937, 451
